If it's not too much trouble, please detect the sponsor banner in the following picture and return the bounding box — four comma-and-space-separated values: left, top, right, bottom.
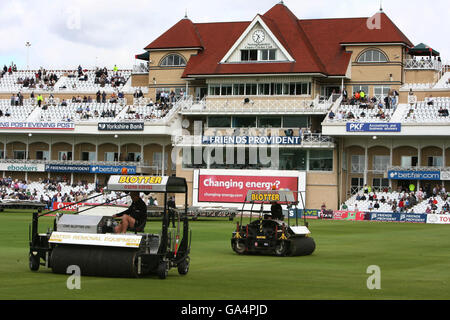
333, 211, 365, 221
90, 165, 136, 174
288, 209, 320, 219
369, 212, 427, 223
0, 163, 45, 172
202, 136, 302, 145
53, 202, 98, 211
0, 121, 75, 130
98, 122, 144, 131
427, 214, 450, 224
52, 202, 127, 212
346, 122, 401, 132
107, 175, 168, 192
399, 213, 428, 223
370, 212, 400, 222
45, 164, 91, 173
388, 170, 440, 180
49, 231, 142, 248
198, 175, 299, 203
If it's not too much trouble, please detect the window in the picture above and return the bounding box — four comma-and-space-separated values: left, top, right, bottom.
58, 151, 72, 161
208, 116, 231, 128
427, 156, 443, 167
14, 150, 26, 160
353, 85, 369, 96
81, 152, 96, 161
160, 54, 186, 67
258, 117, 282, 128
401, 156, 418, 168
221, 84, 232, 96
104, 152, 118, 162
309, 150, 333, 171
246, 84, 257, 95
351, 155, 365, 173
283, 116, 308, 128
280, 149, 307, 170
357, 49, 388, 63
260, 49, 276, 61
209, 85, 221, 96
258, 83, 270, 95
233, 84, 245, 96
126, 152, 141, 162
374, 86, 391, 99
351, 177, 364, 194
373, 155, 390, 172
241, 50, 258, 61
36, 151, 49, 160
232, 116, 257, 128
373, 178, 389, 191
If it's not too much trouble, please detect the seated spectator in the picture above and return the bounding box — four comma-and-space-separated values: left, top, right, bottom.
328, 110, 335, 119
427, 95, 434, 106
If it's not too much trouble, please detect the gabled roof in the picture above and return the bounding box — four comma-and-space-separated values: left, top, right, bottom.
339, 11, 413, 47
144, 3, 414, 78
145, 18, 203, 50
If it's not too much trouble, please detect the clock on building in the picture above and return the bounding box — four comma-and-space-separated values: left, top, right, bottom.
252, 30, 265, 43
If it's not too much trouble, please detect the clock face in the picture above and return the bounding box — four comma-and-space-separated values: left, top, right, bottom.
252, 30, 265, 43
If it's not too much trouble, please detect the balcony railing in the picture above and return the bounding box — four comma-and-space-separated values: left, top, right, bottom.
180, 95, 331, 114
405, 59, 442, 71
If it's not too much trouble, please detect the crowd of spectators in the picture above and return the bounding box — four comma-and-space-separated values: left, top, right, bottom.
349, 183, 450, 214
329, 88, 399, 121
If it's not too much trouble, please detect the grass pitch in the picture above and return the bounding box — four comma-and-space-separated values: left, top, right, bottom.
0, 210, 449, 300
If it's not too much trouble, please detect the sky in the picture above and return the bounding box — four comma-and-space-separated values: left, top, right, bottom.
0, 0, 448, 70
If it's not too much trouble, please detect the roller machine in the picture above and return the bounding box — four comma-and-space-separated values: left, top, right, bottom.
29, 175, 191, 279
231, 190, 315, 257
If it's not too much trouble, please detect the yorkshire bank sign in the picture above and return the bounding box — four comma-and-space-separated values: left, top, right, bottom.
0, 163, 45, 172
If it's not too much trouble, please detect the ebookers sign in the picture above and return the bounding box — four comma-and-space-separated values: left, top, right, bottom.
0, 163, 45, 172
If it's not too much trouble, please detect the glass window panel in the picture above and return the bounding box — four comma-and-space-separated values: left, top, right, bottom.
258, 117, 282, 128
280, 149, 307, 170
208, 116, 231, 127
269, 49, 276, 60
309, 150, 333, 171
233, 116, 257, 128
246, 84, 257, 95
283, 116, 308, 128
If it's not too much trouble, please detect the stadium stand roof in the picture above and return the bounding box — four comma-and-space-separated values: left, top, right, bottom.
142, 3, 414, 78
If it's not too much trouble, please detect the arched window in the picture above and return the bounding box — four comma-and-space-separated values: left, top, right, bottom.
357, 49, 388, 63
160, 54, 187, 67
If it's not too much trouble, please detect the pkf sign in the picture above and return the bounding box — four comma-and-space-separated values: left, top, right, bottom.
346, 123, 401, 132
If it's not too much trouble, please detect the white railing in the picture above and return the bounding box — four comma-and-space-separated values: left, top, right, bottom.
405, 59, 442, 71
180, 96, 329, 114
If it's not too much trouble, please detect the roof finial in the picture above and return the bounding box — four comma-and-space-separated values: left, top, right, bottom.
184, 9, 188, 19
279, 0, 284, 4
379, 0, 383, 12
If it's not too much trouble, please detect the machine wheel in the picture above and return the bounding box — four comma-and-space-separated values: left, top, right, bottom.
157, 261, 168, 279
274, 241, 288, 257
233, 240, 246, 254
178, 257, 190, 275
29, 253, 40, 271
